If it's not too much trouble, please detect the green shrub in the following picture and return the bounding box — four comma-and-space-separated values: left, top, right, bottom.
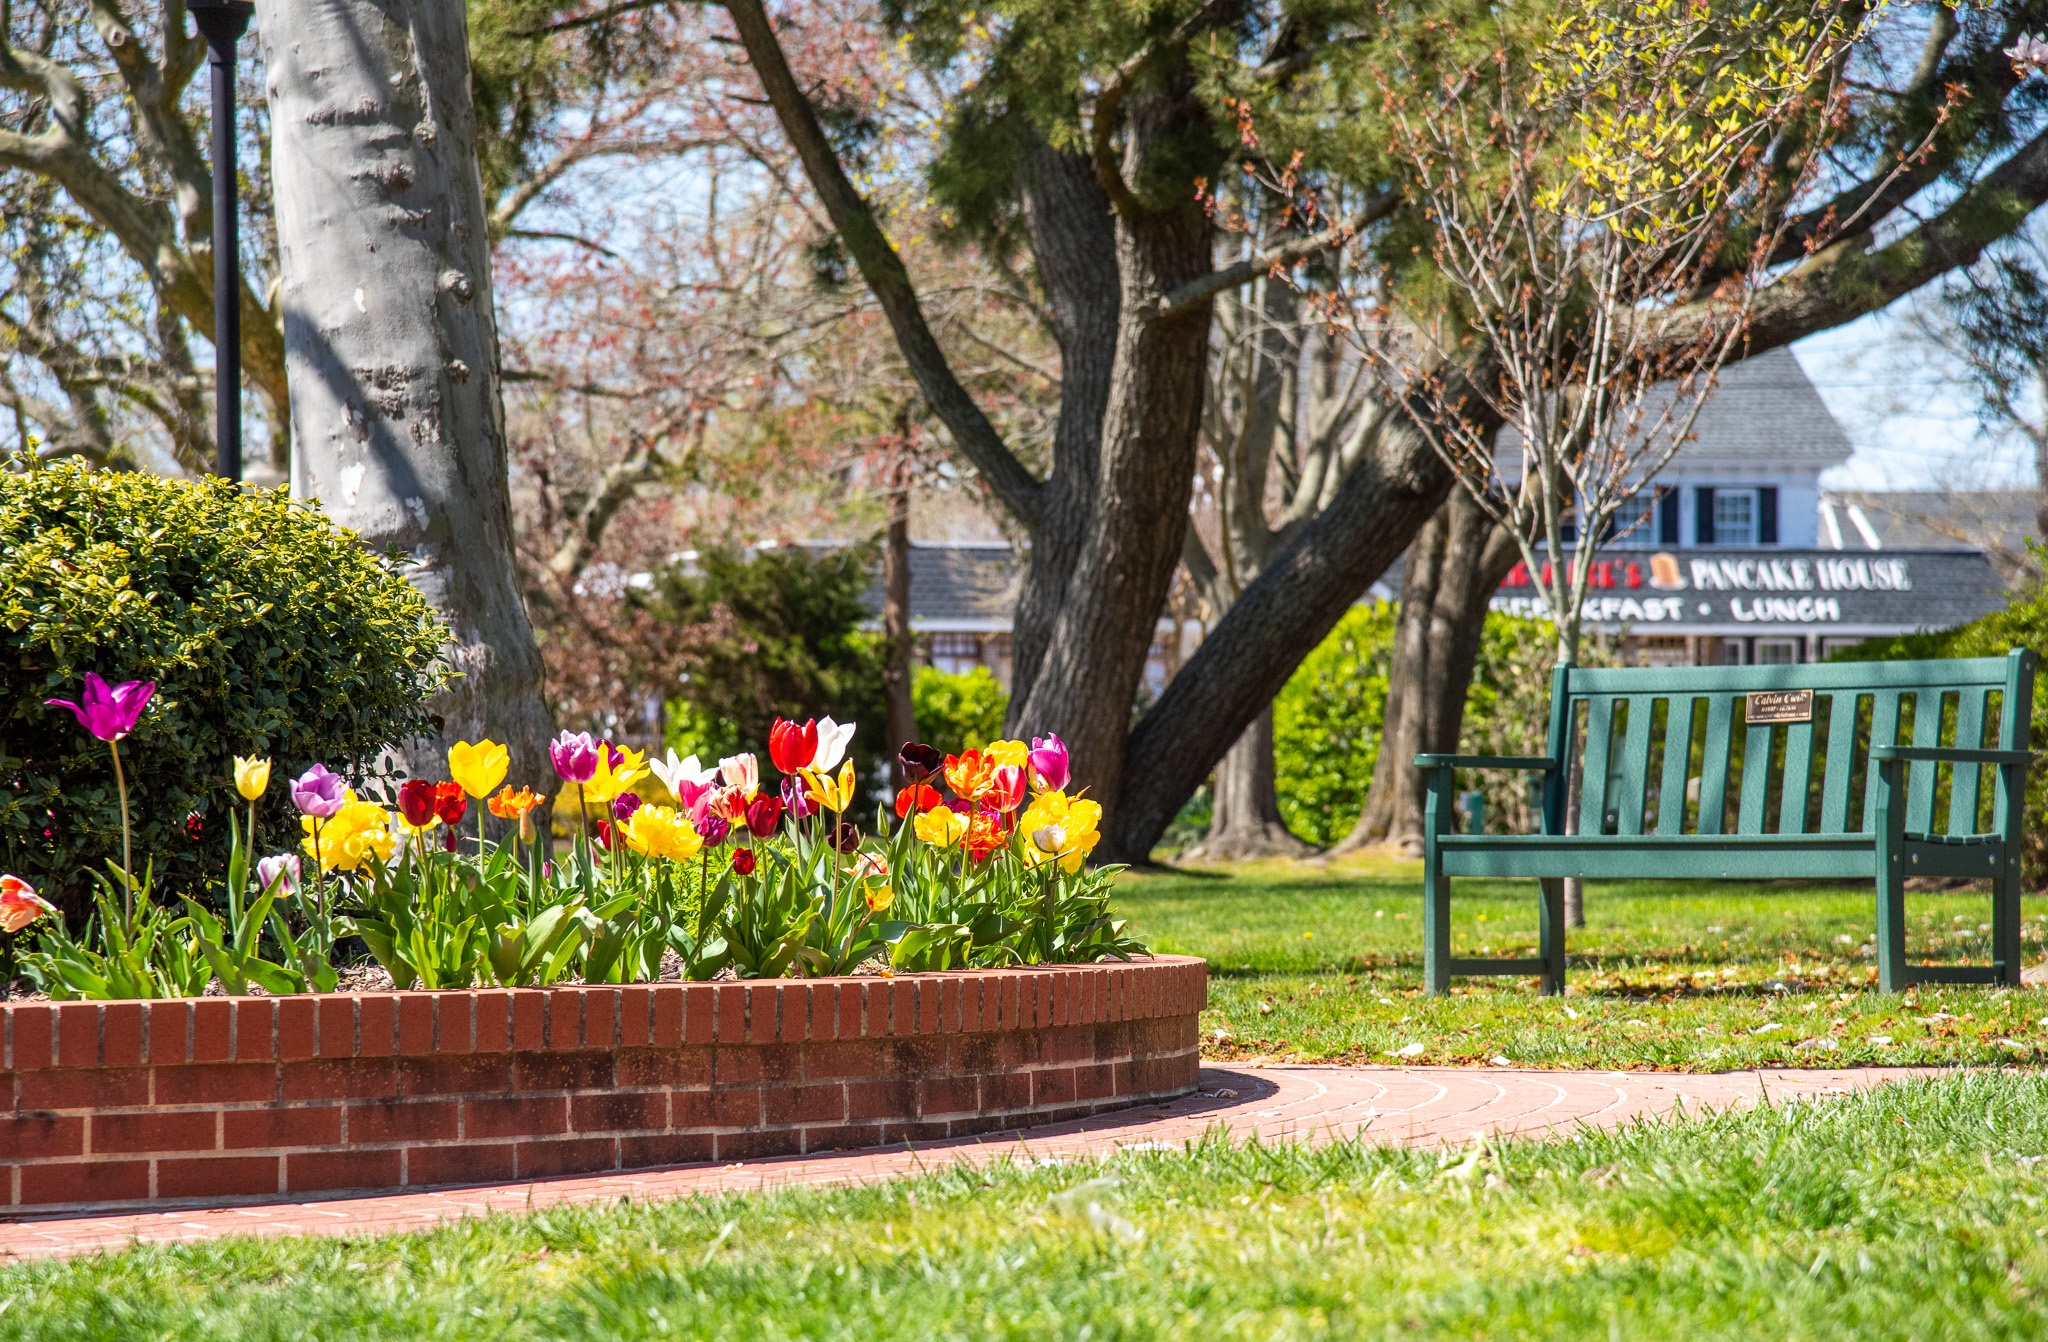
0, 464, 446, 918
646, 544, 888, 783
1272, 601, 1398, 845
911, 665, 1009, 755
1831, 575, 2046, 884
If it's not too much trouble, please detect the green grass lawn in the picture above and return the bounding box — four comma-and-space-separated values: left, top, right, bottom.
1122, 855, 2048, 1070
9, 1072, 2048, 1338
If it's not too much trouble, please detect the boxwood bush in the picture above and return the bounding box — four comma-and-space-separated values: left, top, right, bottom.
1, 465, 446, 917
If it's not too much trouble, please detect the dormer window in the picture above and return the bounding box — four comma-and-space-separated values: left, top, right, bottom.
1713, 489, 1757, 545
1693, 486, 1778, 546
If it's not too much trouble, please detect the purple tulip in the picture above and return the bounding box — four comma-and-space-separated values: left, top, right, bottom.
550, 730, 599, 784
256, 854, 301, 895
290, 764, 348, 819
695, 810, 730, 846
1028, 733, 1071, 792
45, 673, 155, 743
780, 774, 819, 820
612, 791, 643, 822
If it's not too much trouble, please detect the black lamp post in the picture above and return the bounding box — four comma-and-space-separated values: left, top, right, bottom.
186, 0, 255, 482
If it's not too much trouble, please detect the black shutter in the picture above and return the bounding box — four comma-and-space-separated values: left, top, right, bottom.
1758, 487, 1778, 545
1695, 487, 1715, 545
1657, 486, 1680, 543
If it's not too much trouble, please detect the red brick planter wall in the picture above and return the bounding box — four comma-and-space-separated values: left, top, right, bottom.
0, 956, 1205, 1213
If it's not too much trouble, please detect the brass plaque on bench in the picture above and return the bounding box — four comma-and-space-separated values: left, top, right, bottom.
1746, 689, 1813, 724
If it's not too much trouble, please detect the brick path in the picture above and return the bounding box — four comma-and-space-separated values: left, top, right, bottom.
0, 1063, 1939, 1263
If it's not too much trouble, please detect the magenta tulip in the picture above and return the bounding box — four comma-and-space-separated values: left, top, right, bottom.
45, 673, 154, 743
1027, 733, 1071, 792
550, 730, 600, 784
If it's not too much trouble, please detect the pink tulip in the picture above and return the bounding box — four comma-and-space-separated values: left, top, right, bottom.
45, 673, 154, 743
291, 764, 348, 819
1027, 733, 1070, 792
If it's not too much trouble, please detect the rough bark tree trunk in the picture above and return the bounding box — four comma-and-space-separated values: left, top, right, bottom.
883, 448, 917, 783
257, 0, 554, 789
1183, 705, 1310, 860
1328, 474, 1521, 855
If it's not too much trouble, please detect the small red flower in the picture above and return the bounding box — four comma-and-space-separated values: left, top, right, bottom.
442, 826, 459, 853
594, 819, 614, 852
184, 811, 204, 840
433, 781, 467, 826
744, 792, 784, 838
730, 847, 757, 876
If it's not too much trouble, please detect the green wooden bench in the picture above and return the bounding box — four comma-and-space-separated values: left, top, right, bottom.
1417, 650, 2036, 995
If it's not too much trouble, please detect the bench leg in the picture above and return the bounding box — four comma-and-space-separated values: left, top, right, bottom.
1423, 853, 1451, 996
1875, 852, 1909, 993
1539, 878, 1567, 997
1995, 855, 2024, 988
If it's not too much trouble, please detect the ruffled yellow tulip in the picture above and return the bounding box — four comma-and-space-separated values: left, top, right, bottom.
301, 789, 398, 873
622, 804, 703, 860
233, 755, 271, 801
584, 743, 648, 805
1016, 790, 1102, 872
447, 739, 509, 800
983, 739, 1028, 770
803, 759, 856, 814
913, 805, 968, 849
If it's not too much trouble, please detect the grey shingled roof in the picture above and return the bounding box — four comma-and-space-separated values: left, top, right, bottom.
1497, 346, 1854, 467
866, 543, 1021, 630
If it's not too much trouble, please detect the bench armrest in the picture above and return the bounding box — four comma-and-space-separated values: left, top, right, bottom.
1872, 746, 2032, 766
1414, 754, 1556, 772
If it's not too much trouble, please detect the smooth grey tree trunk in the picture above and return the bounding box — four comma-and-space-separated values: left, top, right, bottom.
883, 452, 917, 782
257, 0, 553, 788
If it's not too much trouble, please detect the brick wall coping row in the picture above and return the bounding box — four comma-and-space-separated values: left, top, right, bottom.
1, 956, 1208, 1072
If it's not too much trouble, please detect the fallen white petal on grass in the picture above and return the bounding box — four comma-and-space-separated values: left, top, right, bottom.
1388, 1042, 1426, 1058
1490, 1056, 1513, 1067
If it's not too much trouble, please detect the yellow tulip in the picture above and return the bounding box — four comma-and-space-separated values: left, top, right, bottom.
865, 883, 895, 914
803, 760, 857, 814
622, 804, 703, 861
1017, 790, 1102, 873
584, 742, 648, 805
301, 789, 398, 873
913, 806, 968, 849
447, 739, 510, 800
233, 755, 271, 801
983, 739, 1028, 770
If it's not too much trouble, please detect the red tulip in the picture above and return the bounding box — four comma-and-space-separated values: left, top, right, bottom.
768, 717, 819, 773
894, 784, 942, 817
730, 847, 757, 875
985, 766, 1027, 813
434, 781, 467, 826
745, 792, 784, 838
397, 778, 437, 827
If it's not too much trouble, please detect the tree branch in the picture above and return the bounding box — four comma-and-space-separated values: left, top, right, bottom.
719, 0, 1044, 528
1087, 0, 1237, 218
1152, 191, 1395, 320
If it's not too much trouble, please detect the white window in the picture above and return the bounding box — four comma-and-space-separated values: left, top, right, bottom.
928, 632, 983, 676
1756, 638, 1800, 665
1721, 638, 1748, 666
1713, 489, 1758, 546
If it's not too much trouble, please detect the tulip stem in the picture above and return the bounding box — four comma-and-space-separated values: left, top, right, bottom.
109, 740, 132, 921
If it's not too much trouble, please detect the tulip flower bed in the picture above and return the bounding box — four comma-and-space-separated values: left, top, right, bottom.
0, 690, 1202, 1211
5, 687, 1145, 996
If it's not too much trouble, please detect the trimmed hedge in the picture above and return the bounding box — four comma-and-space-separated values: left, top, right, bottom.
1, 465, 446, 914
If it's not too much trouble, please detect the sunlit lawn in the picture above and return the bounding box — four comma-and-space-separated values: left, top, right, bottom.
1123, 853, 2048, 1070
8, 1073, 2048, 1338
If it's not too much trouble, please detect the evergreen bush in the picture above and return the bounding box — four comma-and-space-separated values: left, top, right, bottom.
0, 465, 445, 914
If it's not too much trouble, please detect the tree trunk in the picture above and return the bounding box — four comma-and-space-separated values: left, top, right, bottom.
1005, 89, 1217, 830
1102, 396, 1474, 862
882, 449, 917, 782
1326, 474, 1521, 855
1182, 705, 1312, 861
257, 0, 554, 790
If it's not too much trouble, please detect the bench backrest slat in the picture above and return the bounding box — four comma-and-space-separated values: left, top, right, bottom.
1780, 716, 1816, 835
1547, 652, 2031, 841
1948, 687, 1989, 836
1695, 694, 1735, 835
1656, 696, 1696, 835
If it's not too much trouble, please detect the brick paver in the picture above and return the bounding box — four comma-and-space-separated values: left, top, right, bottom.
0, 1063, 1939, 1262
